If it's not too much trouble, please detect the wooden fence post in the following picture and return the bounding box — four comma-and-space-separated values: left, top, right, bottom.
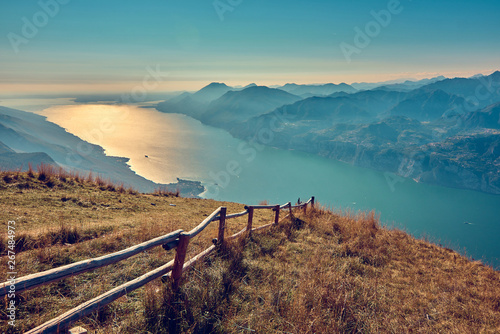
274, 205, 280, 224
246, 206, 254, 237
218, 207, 227, 245
303, 202, 307, 214
311, 196, 315, 210
171, 233, 190, 289
287, 202, 292, 220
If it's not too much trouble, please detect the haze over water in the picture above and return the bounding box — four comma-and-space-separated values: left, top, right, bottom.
38, 104, 500, 269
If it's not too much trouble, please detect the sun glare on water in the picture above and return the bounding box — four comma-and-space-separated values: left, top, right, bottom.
37, 104, 200, 184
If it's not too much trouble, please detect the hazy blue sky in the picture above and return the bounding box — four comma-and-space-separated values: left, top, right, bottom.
1, 0, 499, 94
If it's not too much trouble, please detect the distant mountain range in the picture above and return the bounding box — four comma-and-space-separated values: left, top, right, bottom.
278, 83, 357, 97
2, 72, 499, 195
351, 76, 447, 91
156, 71, 500, 194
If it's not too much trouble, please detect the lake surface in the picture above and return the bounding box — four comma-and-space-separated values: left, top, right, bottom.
35, 104, 500, 268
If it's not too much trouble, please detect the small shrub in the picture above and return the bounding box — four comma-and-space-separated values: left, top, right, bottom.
86, 171, 94, 183
37, 163, 56, 181
117, 183, 126, 193
127, 187, 138, 195
27, 163, 35, 178
154, 187, 180, 197
69, 170, 83, 183
95, 174, 106, 187
57, 167, 68, 182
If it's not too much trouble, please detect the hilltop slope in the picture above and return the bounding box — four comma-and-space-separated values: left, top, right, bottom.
0, 170, 498, 333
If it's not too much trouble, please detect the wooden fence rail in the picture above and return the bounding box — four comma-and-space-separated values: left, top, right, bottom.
0, 230, 183, 298
9, 196, 315, 334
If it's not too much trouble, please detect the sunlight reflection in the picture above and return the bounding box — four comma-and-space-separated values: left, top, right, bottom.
38, 104, 198, 184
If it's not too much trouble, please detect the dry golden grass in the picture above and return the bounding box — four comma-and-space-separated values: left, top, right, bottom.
145, 207, 500, 334
1, 168, 499, 333
0, 168, 273, 333
154, 186, 181, 198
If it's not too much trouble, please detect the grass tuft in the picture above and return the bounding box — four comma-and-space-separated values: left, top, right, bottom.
27, 163, 35, 178
154, 186, 180, 197
37, 163, 57, 181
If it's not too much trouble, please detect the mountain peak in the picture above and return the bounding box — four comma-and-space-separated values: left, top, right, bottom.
489, 71, 500, 79
238, 85, 302, 98
242, 85, 273, 92
191, 82, 234, 103
203, 82, 230, 89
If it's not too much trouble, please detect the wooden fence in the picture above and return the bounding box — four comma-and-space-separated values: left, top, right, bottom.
0, 196, 314, 334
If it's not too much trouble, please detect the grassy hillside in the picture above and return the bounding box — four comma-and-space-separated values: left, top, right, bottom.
0, 168, 499, 333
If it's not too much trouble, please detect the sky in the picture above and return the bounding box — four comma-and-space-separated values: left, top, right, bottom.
0, 0, 499, 94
